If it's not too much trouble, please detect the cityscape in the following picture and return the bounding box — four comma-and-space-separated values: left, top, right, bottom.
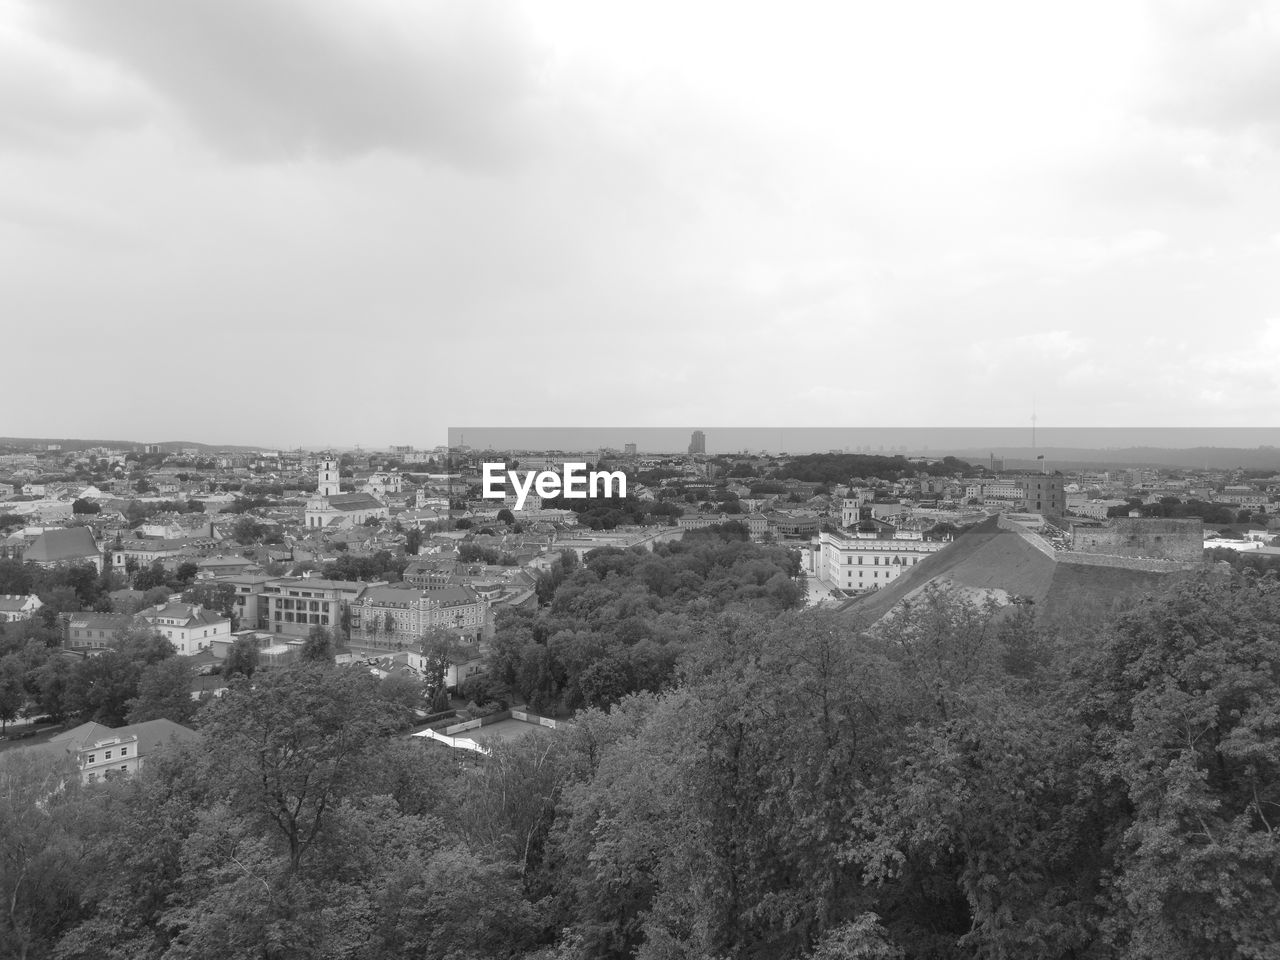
4, 447, 1280, 956
6, 0, 1280, 956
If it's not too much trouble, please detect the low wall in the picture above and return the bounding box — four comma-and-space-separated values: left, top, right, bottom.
511, 709, 560, 729
444, 710, 512, 735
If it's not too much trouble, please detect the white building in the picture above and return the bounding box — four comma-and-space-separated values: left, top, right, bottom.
0, 594, 42, 622
362, 471, 404, 496
304, 458, 388, 529
137, 601, 233, 656
814, 529, 949, 592
43, 719, 200, 784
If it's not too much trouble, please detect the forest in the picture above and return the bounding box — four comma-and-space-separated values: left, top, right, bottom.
1, 536, 1278, 958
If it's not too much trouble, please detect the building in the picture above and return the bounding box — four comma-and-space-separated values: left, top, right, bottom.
688, 430, 706, 455
367, 644, 488, 692
352, 584, 487, 647
361, 472, 404, 496
24, 527, 103, 573
42, 719, 199, 784
304, 458, 389, 529
623, 443, 637, 457
766, 511, 822, 539
1017, 474, 1066, 517
1218, 487, 1269, 509
136, 602, 233, 656
196, 555, 263, 578
258, 576, 369, 638
814, 528, 949, 592
110, 537, 197, 572
1067, 498, 1128, 520
841, 493, 872, 527
63, 612, 134, 652
0, 594, 42, 622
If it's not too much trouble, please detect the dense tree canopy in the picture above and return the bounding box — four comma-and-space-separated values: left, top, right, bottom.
1, 564, 1278, 959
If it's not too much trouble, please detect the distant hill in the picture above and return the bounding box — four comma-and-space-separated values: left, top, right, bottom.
0, 437, 262, 454
836, 516, 1205, 631
930, 446, 1280, 471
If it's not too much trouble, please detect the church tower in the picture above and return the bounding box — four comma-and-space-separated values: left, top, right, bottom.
318, 458, 340, 498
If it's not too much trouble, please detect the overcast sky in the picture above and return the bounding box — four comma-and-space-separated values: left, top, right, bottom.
4, 0, 1279, 448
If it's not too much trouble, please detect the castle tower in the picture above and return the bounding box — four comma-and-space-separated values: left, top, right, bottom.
318, 458, 340, 498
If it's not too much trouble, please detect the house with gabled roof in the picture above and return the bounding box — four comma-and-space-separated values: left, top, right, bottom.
0, 594, 42, 622
62, 611, 134, 652
136, 601, 232, 656
39, 718, 199, 784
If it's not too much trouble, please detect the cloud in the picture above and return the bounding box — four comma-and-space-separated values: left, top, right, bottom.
1142, 1, 1280, 143
941, 229, 1170, 293
0, 19, 147, 149
26, 0, 546, 167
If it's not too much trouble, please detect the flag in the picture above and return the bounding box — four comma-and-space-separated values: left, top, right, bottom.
1036, 455, 1044, 460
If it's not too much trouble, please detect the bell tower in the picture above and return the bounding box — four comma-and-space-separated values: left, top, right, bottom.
318, 457, 340, 497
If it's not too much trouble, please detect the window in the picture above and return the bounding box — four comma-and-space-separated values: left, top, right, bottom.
120, 746, 128, 756
87, 754, 96, 764
105, 750, 112, 760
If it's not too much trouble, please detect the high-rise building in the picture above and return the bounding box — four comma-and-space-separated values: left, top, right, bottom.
624, 443, 637, 457
688, 430, 706, 455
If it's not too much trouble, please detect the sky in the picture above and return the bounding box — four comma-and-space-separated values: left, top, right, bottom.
3, 0, 1280, 448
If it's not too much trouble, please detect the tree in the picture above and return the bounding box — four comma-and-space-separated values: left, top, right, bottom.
132, 561, 170, 592
124, 501, 149, 526
182, 581, 236, 618
64, 653, 143, 726
125, 657, 198, 725
300, 625, 333, 663
497, 508, 516, 525
72, 498, 100, 515
0, 749, 92, 960
405, 527, 423, 555
1087, 573, 1280, 956
223, 634, 259, 680
418, 628, 457, 695
0, 654, 26, 732
197, 663, 399, 875
231, 516, 265, 545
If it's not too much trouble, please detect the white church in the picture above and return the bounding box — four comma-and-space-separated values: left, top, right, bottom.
304, 458, 389, 530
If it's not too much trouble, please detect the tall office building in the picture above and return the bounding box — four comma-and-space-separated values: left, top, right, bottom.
688, 430, 706, 455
